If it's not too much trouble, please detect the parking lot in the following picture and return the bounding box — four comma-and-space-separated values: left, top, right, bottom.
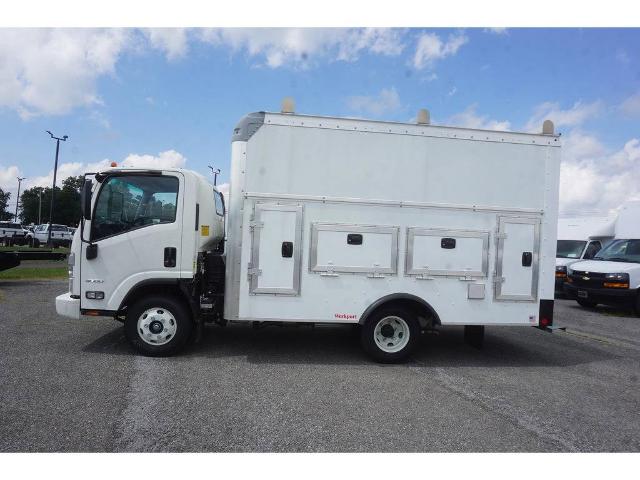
0, 279, 639, 452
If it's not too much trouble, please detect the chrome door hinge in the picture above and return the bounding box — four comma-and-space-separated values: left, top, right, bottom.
247, 264, 262, 277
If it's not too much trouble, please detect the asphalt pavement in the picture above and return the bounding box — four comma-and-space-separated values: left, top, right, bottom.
0, 280, 638, 452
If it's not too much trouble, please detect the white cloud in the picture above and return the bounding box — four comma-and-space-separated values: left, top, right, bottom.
616, 50, 630, 64
620, 91, 640, 117
413, 31, 468, 70
200, 28, 405, 68
0, 28, 407, 118
524, 100, 603, 133
346, 87, 402, 117
216, 182, 229, 199
559, 130, 640, 215
6, 150, 187, 198
144, 28, 189, 61
0, 28, 132, 118
448, 86, 457, 97
484, 28, 508, 35
448, 104, 511, 131
121, 150, 187, 169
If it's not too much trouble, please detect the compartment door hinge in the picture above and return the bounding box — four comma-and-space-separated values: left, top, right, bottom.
247, 263, 262, 277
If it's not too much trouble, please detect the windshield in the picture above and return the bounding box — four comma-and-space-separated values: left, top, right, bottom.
593, 239, 640, 264
556, 240, 587, 258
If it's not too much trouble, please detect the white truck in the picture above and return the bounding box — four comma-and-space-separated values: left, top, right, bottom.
0, 221, 30, 246
555, 216, 613, 294
28, 223, 74, 247
56, 103, 561, 362
564, 201, 640, 313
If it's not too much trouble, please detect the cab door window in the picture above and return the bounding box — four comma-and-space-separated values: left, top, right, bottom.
92, 175, 179, 241
583, 241, 602, 259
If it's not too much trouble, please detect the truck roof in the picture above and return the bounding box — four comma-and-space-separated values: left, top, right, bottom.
233, 111, 561, 147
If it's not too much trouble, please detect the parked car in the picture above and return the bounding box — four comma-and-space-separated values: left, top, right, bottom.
26, 224, 74, 248
0, 221, 30, 246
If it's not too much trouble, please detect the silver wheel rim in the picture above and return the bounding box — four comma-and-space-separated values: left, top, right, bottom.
374, 316, 410, 353
137, 307, 177, 346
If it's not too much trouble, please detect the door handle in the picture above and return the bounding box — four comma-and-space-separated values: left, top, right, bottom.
522, 251, 533, 267
281, 241, 293, 258
164, 247, 177, 267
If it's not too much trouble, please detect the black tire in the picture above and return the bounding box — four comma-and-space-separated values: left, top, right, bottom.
360, 306, 420, 363
577, 298, 598, 308
32, 238, 40, 248
125, 295, 193, 356
635, 294, 640, 318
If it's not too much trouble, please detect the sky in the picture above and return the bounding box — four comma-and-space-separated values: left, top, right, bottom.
0, 27, 639, 217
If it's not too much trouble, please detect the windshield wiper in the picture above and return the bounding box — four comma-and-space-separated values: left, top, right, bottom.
603, 257, 633, 262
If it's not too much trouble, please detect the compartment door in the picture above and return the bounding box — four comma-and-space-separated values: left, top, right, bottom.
495, 216, 540, 301
249, 203, 303, 295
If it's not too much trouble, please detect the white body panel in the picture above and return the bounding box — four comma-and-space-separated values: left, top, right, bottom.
555, 216, 613, 271
225, 112, 561, 326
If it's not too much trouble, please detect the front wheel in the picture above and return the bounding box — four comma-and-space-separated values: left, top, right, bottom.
125, 295, 193, 356
360, 306, 420, 363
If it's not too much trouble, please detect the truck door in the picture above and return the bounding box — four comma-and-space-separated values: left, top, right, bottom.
494, 216, 540, 301
249, 203, 303, 295
80, 173, 184, 312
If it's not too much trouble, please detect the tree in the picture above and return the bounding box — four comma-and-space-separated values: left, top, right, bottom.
19, 176, 84, 227
0, 187, 11, 221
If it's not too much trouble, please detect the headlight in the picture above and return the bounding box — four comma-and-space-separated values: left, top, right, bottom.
555, 265, 567, 277
603, 273, 629, 288
604, 272, 628, 281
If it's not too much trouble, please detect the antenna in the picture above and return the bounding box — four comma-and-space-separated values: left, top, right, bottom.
208, 165, 220, 186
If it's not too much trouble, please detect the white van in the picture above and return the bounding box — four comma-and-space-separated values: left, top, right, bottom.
555, 217, 613, 294
565, 201, 640, 313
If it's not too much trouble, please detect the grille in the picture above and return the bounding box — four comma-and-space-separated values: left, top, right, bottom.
569, 270, 605, 288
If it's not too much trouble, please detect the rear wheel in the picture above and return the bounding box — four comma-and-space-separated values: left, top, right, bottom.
360, 306, 420, 363
577, 298, 598, 308
125, 295, 193, 356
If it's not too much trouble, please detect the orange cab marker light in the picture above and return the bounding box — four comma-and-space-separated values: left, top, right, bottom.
85, 310, 101, 316
603, 282, 629, 289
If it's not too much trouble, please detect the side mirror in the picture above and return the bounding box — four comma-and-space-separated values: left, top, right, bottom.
81, 179, 93, 220
86, 243, 98, 260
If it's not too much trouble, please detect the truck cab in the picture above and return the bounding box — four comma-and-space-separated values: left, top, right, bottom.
56, 168, 226, 354
564, 202, 640, 313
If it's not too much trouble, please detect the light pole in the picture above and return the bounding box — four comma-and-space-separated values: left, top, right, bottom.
38, 190, 43, 225
208, 165, 220, 186
46, 131, 68, 245
15, 176, 26, 221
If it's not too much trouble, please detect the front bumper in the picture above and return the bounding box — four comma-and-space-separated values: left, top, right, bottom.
563, 283, 637, 307
56, 292, 80, 319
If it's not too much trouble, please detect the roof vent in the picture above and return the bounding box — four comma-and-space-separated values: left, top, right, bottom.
542, 119, 554, 135
417, 108, 430, 125
281, 97, 295, 114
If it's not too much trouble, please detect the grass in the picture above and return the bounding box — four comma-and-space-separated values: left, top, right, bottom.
0, 246, 69, 253
0, 267, 68, 280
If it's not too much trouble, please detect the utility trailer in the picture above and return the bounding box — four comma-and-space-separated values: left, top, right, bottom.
57, 102, 561, 362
